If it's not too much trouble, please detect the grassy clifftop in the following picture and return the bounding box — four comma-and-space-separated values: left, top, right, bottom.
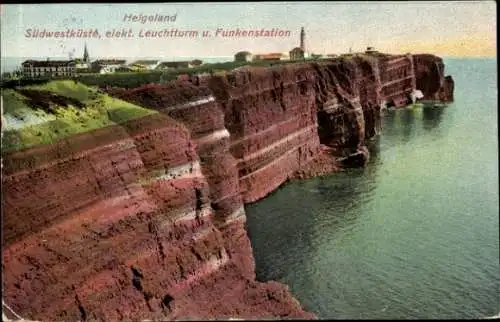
1, 80, 156, 153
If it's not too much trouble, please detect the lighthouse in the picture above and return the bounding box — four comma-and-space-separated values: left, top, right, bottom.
300, 27, 305, 52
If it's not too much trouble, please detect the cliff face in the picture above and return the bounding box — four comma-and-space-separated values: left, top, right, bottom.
208, 65, 322, 203
2, 112, 313, 321
2, 53, 453, 321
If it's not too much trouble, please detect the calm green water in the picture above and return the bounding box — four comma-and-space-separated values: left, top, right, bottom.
245, 58, 499, 319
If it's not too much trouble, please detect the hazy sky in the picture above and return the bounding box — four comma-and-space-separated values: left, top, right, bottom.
1, 1, 496, 58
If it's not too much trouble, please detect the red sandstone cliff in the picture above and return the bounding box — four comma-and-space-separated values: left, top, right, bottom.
2, 102, 314, 321
2, 52, 453, 321
207, 65, 323, 202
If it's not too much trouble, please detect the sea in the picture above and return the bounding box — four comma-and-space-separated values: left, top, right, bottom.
245, 58, 499, 319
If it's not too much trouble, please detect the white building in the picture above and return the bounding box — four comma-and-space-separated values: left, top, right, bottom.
289, 47, 305, 60
91, 59, 127, 74
21, 59, 76, 78
234, 51, 253, 62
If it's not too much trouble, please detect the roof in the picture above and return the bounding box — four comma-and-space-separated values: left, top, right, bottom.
235, 51, 252, 56
22, 60, 75, 67
256, 53, 284, 60
290, 47, 304, 53
190, 59, 203, 66
130, 60, 160, 65
93, 59, 126, 65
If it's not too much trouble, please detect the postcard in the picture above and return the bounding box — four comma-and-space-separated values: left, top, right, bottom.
1, 2, 497, 321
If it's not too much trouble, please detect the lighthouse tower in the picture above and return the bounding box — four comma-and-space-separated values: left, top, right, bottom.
300, 27, 306, 52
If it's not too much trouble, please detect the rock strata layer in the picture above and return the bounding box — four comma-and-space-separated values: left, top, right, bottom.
2, 53, 453, 320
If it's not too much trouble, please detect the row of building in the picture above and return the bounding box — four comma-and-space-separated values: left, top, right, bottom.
19, 44, 205, 79
233, 27, 339, 63
233, 29, 380, 63
21, 58, 203, 79
234, 51, 338, 62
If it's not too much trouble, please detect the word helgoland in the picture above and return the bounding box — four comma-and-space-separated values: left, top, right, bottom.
122, 13, 177, 24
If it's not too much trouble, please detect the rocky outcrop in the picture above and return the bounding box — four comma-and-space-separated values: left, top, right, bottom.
2, 52, 453, 321
413, 54, 454, 102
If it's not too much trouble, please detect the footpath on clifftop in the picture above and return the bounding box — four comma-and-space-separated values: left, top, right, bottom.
1, 52, 453, 321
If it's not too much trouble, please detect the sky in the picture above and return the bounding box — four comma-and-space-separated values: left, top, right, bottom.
0, 1, 496, 59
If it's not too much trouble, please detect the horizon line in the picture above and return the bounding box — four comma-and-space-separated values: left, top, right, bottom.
2, 54, 497, 59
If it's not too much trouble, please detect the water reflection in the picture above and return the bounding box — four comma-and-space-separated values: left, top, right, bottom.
366, 134, 382, 160
422, 106, 445, 131
381, 109, 396, 137
401, 108, 415, 142
381, 105, 447, 146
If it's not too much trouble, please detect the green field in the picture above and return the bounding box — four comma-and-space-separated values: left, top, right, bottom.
1, 59, 340, 152
2, 80, 156, 152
